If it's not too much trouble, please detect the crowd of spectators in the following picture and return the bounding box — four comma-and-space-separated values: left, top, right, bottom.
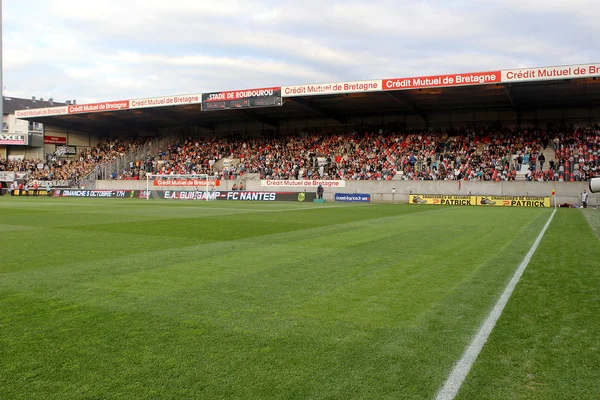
551, 126, 600, 182
115, 126, 600, 182
1, 137, 155, 184
3, 126, 600, 184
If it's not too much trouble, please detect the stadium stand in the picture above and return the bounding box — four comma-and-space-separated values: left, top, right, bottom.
113, 126, 600, 182
1, 137, 156, 185
4, 126, 599, 186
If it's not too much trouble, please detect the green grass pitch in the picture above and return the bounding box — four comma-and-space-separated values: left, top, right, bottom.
1, 198, 599, 399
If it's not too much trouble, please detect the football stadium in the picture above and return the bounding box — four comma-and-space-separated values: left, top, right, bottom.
2, 26, 600, 397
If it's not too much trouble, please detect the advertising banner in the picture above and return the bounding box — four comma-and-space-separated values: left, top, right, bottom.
15, 106, 69, 118
282, 80, 381, 97
334, 193, 371, 203
158, 190, 316, 202
477, 196, 551, 207
44, 135, 67, 145
68, 101, 130, 114
11, 189, 51, 196
0, 172, 16, 182
30, 180, 72, 188
409, 194, 477, 206
0, 134, 27, 145
261, 180, 345, 188
48, 190, 316, 202
383, 71, 501, 91
55, 145, 77, 156
54, 190, 134, 198
501, 63, 600, 83
153, 178, 221, 187
130, 94, 203, 109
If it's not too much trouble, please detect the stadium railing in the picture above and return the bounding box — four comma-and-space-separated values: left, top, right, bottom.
92, 136, 172, 180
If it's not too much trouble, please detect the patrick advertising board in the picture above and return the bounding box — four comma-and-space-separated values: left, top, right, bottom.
409, 194, 550, 207
477, 196, 550, 207
409, 194, 477, 206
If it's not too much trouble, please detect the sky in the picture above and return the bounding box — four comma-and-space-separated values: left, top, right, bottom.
2, 0, 599, 104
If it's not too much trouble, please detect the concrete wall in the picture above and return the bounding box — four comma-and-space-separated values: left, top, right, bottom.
43, 125, 101, 158
6, 146, 44, 159
93, 179, 596, 205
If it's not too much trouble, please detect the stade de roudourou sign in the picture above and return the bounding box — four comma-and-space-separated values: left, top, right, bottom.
201, 87, 282, 111
13, 62, 600, 118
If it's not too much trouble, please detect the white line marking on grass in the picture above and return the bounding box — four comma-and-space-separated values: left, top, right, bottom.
435, 209, 556, 400
108, 204, 363, 213
5, 202, 363, 212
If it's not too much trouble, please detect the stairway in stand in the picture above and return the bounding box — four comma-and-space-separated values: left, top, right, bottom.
515, 147, 556, 180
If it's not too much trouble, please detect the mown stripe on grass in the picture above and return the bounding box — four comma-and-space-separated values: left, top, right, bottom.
435, 209, 555, 400
455, 209, 600, 399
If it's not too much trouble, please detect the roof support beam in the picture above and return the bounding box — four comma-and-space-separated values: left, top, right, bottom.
50, 120, 100, 136
386, 91, 427, 121
103, 117, 154, 134
146, 109, 215, 131
288, 97, 347, 125
503, 84, 518, 111
229, 109, 279, 128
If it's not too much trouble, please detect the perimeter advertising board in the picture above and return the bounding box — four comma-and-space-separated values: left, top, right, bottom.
153, 178, 221, 187
29, 180, 72, 188
478, 196, 550, 207
261, 180, 345, 188
49, 190, 316, 202
54, 190, 133, 198
335, 193, 371, 203
409, 194, 550, 207
158, 190, 315, 202
10, 189, 51, 196
409, 194, 477, 206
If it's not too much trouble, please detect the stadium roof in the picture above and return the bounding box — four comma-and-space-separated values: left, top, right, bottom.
14, 62, 600, 133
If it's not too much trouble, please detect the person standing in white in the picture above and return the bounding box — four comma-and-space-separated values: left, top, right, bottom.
581, 189, 588, 208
